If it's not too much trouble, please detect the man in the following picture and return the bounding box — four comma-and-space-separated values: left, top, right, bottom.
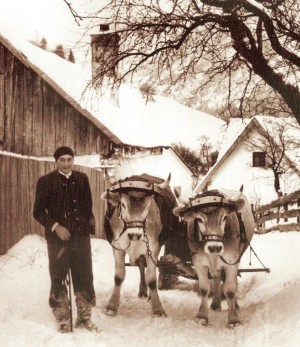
33, 146, 98, 333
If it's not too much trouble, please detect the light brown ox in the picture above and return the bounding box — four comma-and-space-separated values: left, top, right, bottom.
173, 188, 254, 328
101, 175, 172, 317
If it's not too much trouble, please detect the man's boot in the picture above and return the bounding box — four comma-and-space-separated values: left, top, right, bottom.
52, 307, 71, 333
75, 304, 99, 332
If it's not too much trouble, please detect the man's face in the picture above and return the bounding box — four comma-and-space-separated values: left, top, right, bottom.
56, 155, 74, 174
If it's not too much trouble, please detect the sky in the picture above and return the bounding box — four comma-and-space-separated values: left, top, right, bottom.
0, 231, 299, 347
0, 0, 104, 64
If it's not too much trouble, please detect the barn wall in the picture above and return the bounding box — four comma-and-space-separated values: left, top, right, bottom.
0, 42, 113, 156
0, 153, 106, 255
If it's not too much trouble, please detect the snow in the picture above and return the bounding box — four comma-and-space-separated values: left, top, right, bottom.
1, 232, 300, 347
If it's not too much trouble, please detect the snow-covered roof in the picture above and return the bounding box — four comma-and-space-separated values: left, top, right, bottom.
194, 115, 300, 194
0, 27, 123, 146
0, 25, 225, 151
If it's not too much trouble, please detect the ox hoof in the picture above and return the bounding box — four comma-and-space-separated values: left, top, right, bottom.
210, 302, 221, 311
152, 310, 167, 318
228, 320, 241, 329
138, 292, 148, 299
105, 308, 118, 317
195, 317, 208, 326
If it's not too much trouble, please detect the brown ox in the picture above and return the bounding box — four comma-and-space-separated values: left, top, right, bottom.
173, 188, 254, 328
101, 174, 173, 317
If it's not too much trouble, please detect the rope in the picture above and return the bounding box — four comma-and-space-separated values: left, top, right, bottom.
219, 238, 249, 266
110, 241, 131, 252
248, 243, 270, 272
219, 236, 269, 272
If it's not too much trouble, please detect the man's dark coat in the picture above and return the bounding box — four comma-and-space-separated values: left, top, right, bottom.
33, 170, 95, 240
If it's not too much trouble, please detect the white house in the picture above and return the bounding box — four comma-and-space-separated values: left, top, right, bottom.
194, 116, 300, 206
100, 146, 196, 199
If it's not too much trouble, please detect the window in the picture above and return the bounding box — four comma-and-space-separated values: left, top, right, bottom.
253, 152, 266, 167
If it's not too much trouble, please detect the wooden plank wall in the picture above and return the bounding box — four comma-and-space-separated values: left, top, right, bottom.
0, 154, 106, 255
0, 42, 113, 157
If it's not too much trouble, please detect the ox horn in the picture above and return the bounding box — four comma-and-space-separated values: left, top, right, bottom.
174, 187, 188, 207
240, 185, 244, 192
157, 173, 171, 190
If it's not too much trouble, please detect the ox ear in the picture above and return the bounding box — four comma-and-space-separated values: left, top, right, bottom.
173, 207, 195, 221
101, 191, 120, 206
234, 198, 245, 211
173, 206, 183, 217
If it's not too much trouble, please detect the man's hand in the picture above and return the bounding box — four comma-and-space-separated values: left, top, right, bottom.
55, 224, 71, 241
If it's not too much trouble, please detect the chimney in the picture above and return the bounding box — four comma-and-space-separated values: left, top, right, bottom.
91, 24, 120, 83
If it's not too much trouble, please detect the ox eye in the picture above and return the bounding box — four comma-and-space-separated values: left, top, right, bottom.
121, 202, 126, 209
223, 216, 227, 222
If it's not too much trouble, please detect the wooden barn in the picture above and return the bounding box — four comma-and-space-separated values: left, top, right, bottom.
0, 31, 124, 254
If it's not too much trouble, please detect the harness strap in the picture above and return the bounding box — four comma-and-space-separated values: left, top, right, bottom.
120, 215, 146, 235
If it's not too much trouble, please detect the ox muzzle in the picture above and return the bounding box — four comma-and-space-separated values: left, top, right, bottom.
194, 222, 224, 255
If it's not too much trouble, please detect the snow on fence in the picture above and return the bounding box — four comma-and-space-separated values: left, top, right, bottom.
0, 154, 106, 255
253, 190, 300, 234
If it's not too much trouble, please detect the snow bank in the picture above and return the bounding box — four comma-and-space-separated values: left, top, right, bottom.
0, 232, 300, 347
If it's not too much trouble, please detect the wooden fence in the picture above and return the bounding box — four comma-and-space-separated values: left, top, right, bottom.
0, 153, 106, 255
253, 190, 300, 234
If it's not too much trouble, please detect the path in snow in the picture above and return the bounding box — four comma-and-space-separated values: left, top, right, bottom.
0, 232, 299, 347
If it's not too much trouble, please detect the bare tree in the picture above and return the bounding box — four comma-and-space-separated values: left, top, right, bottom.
64, 0, 300, 125
245, 117, 300, 196
173, 137, 218, 176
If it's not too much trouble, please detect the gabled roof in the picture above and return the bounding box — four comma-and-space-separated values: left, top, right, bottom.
0, 26, 225, 151
0, 31, 123, 145
194, 115, 300, 194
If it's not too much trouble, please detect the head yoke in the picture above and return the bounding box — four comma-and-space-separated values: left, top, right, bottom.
109, 177, 165, 197
109, 177, 164, 238
180, 190, 237, 215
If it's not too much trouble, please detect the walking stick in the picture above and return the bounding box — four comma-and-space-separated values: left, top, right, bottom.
67, 269, 73, 332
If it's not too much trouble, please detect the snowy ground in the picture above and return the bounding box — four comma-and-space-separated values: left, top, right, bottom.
0, 232, 299, 347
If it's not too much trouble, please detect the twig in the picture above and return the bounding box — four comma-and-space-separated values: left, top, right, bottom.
63, 0, 83, 26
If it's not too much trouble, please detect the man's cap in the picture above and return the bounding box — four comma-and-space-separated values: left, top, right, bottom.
54, 146, 74, 161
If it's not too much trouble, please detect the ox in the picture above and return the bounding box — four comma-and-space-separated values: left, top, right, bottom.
101, 174, 174, 317
173, 188, 254, 328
